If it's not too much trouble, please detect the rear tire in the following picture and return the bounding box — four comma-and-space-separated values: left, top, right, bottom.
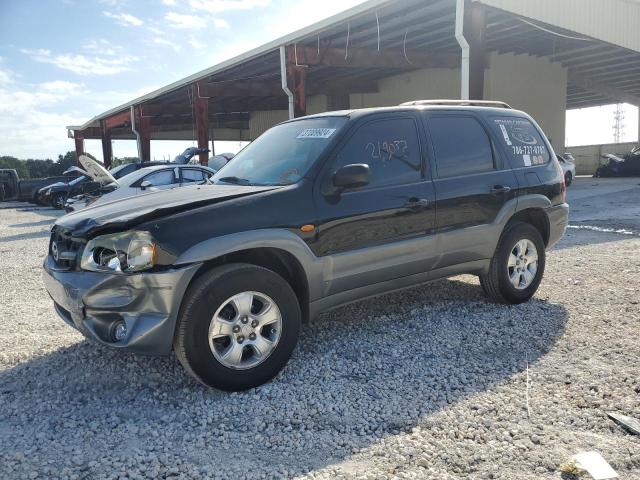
564, 172, 573, 186
174, 263, 301, 391
480, 221, 546, 304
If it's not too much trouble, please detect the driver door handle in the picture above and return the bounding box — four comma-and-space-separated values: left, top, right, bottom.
405, 197, 430, 209
490, 185, 511, 194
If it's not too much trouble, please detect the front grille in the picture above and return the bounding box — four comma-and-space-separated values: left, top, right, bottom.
49, 227, 85, 270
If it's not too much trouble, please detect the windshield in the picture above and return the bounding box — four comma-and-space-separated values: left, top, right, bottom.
212, 117, 347, 186
69, 175, 88, 186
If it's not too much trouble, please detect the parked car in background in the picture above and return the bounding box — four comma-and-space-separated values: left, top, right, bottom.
0, 169, 79, 203
595, 145, 640, 177
44, 101, 568, 391
208, 153, 235, 172
38, 174, 92, 209
39, 159, 174, 209
65, 163, 215, 212
556, 154, 576, 186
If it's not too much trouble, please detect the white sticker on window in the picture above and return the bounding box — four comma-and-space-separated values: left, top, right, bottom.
499, 124, 512, 146
523, 154, 532, 166
296, 128, 336, 139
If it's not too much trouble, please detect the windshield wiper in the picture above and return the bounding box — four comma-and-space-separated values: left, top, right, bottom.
217, 176, 252, 185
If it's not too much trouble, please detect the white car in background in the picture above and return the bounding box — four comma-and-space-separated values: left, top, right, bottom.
556, 153, 576, 186
65, 160, 215, 212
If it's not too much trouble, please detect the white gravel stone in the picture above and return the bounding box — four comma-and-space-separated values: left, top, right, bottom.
1, 179, 640, 479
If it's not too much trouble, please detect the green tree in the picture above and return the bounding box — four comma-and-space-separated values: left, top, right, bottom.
111, 156, 139, 167
0, 156, 29, 178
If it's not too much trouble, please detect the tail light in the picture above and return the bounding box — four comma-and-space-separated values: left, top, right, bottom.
554, 157, 566, 202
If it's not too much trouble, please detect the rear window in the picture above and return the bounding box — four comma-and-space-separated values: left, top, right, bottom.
490, 116, 550, 167
429, 116, 494, 178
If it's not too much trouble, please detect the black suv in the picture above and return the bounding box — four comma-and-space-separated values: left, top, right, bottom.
43, 102, 569, 391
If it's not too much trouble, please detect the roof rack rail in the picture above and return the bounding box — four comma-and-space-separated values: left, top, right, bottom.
400, 99, 512, 109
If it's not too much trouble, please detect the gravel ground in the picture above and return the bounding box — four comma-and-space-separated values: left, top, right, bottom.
1, 178, 639, 479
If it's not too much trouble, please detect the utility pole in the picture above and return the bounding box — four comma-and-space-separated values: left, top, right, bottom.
613, 103, 625, 143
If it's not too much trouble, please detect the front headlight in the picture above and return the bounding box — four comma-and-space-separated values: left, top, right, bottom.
81, 230, 157, 273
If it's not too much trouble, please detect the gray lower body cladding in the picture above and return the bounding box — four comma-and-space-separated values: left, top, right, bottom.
42, 256, 201, 355
546, 203, 569, 248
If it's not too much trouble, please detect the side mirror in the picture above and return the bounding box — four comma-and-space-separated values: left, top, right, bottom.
140, 180, 152, 191
332, 164, 371, 190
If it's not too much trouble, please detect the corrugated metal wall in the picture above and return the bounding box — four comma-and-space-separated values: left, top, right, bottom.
249, 110, 289, 140
476, 0, 640, 52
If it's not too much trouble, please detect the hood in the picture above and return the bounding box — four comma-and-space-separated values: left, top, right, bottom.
63, 166, 87, 176
79, 155, 117, 185
55, 183, 280, 238
40, 181, 65, 193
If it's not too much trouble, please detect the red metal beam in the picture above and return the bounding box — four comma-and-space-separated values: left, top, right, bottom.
193, 83, 210, 165
286, 46, 307, 118
100, 120, 113, 169
104, 110, 132, 129
134, 105, 151, 162
74, 132, 84, 166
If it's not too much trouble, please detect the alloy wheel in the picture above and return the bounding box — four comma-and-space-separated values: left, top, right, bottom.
208, 291, 282, 370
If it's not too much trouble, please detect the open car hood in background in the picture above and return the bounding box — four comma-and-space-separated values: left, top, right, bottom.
79, 155, 117, 185
63, 166, 87, 176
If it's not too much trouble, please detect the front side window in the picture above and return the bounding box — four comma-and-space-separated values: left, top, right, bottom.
429, 116, 494, 178
142, 169, 174, 187
181, 169, 206, 182
332, 117, 422, 188
490, 116, 550, 167
212, 117, 348, 186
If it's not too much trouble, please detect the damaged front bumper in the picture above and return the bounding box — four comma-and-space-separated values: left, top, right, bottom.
42, 255, 201, 355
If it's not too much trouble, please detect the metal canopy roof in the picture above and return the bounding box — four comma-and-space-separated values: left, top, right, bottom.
69, 0, 640, 138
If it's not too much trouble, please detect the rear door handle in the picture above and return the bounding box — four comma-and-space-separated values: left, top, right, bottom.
405, 198, 430, 209
490, 185, 511, 194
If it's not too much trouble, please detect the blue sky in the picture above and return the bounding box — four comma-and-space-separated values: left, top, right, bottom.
0, 0, 637, 161
0, 0, 367, 160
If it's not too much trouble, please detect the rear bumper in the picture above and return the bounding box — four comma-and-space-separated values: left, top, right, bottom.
42, 256, 200, 355
546, 203, 569, 248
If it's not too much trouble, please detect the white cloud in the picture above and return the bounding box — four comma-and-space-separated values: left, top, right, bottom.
188, 0, 270, 12
162, 0, 177, 5
165, 11, 206, 29
189, 37, 207, 49
0, 75, 161, 159
21, 48, 137, 76
0, 72, 87, 158
213, 18, 230, 29
40, 80, 86, 94
153, 37, 181, 52
103, 11, 144, 26
83, 38, 121, 56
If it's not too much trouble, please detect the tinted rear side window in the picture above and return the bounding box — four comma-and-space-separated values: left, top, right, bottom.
333, 117, 422, 188
429, 116, 494, 178
490, 116, 550, 167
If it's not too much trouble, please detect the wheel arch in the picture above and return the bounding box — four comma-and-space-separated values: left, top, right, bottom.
175, 229, 323, 322
191, 247, 311, 322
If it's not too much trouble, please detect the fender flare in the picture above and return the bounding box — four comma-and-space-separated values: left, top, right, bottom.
174, 229, 326, 301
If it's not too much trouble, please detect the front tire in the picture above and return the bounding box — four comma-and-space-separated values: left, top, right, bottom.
480, 222, 546, 304
51, 192, 66, 209
174, 263, 301, 391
